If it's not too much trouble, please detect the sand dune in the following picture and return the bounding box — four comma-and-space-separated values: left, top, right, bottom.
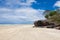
0, 24, 60, 40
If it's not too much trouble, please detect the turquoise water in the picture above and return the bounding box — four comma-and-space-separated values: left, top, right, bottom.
0, 24, 33, 26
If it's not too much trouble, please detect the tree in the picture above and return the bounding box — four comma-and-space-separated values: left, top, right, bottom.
45, 10, 60, 24
45, 14, 49, 18
49, 11, 57, 16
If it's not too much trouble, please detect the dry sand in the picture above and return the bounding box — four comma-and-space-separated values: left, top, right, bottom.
0, 24, 60, 40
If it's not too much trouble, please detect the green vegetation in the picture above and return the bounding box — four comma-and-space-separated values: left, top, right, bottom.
49, 11, 57, 16
45, 14, 49, 18
45, 8, 60, 24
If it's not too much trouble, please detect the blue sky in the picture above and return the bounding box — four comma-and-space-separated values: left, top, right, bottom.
32, 0, 58, 10
0, 0, 59, 10
0, 0, 60, 24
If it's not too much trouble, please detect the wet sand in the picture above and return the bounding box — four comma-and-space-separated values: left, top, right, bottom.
0, 24, 60, 40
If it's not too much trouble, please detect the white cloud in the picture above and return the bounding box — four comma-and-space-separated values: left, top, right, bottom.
5, 0, 36, 8
54, 1, 60, 7
0, 8, 12, 11
0, 0, 46, 24
0, 8, 45, 23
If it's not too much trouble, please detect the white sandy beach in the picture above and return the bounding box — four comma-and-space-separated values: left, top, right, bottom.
0, 24, 60, 40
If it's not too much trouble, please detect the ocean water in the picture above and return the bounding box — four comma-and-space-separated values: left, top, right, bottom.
0, 24, 33, 27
